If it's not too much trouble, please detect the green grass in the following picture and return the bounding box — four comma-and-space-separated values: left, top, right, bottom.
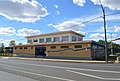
0, 53, 13, 57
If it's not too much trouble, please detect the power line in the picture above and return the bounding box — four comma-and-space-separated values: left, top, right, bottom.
82, 16, 102, 24
106, 12, 120, 16
81, 12, 120, 24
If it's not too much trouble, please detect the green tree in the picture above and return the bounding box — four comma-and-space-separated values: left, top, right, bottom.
0, 43, 4, 53
98, 40, 120, 54
9, 40, 16, 46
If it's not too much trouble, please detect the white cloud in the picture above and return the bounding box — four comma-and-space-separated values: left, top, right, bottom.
76, 13, 120, 23
0, 38, 15, 46
0, 38, 27, 46
73, 0, 86, 7
0, 27, 16, 36
90, 33, 103, 39
91, 0, 120, 10
53, 5, 59, 8
48, 19, 85, 32
73, 0, 120, 10
90, 33, 116, 41
106, 15, 120, 21
0, 39, 9, 44
96, 26, 116, 32
0, 0, 48, 22
17, 28, 41, 37
56, 11, 60, 15
114, 25, 120, 32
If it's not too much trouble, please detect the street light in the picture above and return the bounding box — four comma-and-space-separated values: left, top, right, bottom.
99, 0, 108, 63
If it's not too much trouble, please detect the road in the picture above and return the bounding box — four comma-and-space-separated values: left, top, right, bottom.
0, 58, 120, 81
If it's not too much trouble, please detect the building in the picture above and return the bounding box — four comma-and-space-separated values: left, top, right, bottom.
13, 31, 105, 60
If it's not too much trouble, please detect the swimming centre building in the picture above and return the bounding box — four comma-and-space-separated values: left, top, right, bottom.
13, 31, 105, 60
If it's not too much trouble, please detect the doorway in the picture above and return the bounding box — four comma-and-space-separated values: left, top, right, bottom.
35, 46, 46, 57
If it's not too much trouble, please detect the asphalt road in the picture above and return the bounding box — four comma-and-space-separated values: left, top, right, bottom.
0, 58, 120, 81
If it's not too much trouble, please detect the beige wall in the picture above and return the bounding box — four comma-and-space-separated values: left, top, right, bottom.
46, 43, 91, 58
13, 43, 91, 58
13, 46, 35, 55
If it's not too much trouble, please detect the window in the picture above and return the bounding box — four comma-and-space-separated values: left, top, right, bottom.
19, 47, 22, 49
39, 38, 44, 43
53, 37, 60, 42
61, 46, 69, 48
15, 47, 17, 49
72, 36, 77, 41
46, 38, 51, 42
92, 45, 97, 49
62, 36, 69, 41
78, 38, 82, 41
74, 45, 82, 48
51, 46, 56, 49
28, 40, 32, 43
31, 47, 33, 49
24, 47, 27, 49
33, 39, 38, 42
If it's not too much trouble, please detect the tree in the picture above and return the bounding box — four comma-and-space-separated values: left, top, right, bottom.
98, 40, 120, 54
0, 43, 4, 53
18, 43, 22, 45
9, 40, 16, 46
98, 40, 105, 44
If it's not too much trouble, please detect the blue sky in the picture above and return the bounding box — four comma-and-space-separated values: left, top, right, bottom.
0, 0, 120, 46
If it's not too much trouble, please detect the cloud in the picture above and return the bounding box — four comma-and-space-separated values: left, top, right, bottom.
48, 19, 85, 32
73, 0, 120, 10
90, 33, 116, 41
114, 25, 120, 32
75, 14, 120, 23
0, 38, 26, 46
0, 0, 48, 22
53, 5, 59, 8
91, 0, 120, 10
17, 28, 41, 37
56, 11, 60, 15
0, 39, 11, 45
0, 27, 16, 36
90, 33, 103, 39
96, 26, 115, 32
73, 0, 86, 7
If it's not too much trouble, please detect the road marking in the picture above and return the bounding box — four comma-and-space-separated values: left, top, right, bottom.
17, 62, 120, 74
67, 70, 120, 81
1, 61, 120, 74
67, 70, 103, 80
3, 67, 74, 81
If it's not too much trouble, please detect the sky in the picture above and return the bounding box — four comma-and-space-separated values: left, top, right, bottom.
0, 0, 120, 46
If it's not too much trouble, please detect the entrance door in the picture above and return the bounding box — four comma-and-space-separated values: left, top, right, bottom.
35, 46, 46, 57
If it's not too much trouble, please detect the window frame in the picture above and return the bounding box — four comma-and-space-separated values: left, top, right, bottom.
62, 36, 69, 42
53, 37, 60, 42
39, 38, 44, 43
74, 45, 82, 48
51, 46, 56, 49
72, 36, 77, 41
33, 39, 38, 42
61, 46, 69, 49
46, 38, 52, 42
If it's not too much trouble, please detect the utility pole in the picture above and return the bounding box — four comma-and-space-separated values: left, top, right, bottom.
110, 34, 114, 55
99, 0, 108, 63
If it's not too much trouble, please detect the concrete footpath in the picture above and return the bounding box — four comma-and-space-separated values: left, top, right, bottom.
1, 57, 114, 63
